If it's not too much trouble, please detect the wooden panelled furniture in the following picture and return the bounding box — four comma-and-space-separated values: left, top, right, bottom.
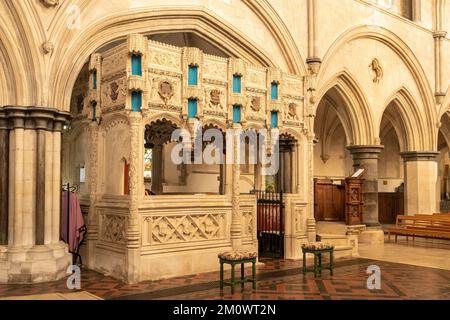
314, 179, 345, 221
388, 214, 450, 243
344, 178, 364, 225
378, 192, 404, 224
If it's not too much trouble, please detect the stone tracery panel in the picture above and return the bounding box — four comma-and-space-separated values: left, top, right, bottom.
142, 211, 227, 246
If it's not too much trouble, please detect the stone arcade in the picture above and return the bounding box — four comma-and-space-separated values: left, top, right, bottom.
1, 0, 450, 284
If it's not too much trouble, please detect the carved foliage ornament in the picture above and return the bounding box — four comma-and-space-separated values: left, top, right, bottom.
110, 82, 119, 102
42, 41, 54, 55
158, 81, 174, 105
288, 103, 297, 118
250, 97, 261, 112
210, 89, 221, 106
369, 58, 383, 84
40, 0, 59, 8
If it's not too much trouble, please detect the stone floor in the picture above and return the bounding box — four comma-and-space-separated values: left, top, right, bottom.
0, 243, 449, 300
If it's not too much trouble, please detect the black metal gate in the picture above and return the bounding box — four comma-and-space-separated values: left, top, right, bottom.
252, 190, 285, 258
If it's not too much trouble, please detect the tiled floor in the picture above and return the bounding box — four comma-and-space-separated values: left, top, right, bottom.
0, 251, 449, 300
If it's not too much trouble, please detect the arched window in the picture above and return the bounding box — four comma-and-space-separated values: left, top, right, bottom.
372, 0, 415, 21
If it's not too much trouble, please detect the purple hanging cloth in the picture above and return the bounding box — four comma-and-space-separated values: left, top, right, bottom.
61, 191, 85, 252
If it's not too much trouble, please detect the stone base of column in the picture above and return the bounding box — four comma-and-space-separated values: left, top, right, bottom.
358, 227, 385, 245
0, 243, 72, 284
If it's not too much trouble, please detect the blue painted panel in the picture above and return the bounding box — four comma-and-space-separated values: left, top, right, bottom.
270, 111, 278, 128
271, 82, 279, 100
233, 75, 242, 93
131, 54, 142, 76
92, 71, 97, 90
131, 91, 142, 112
233, 105, 241, 124
188, 66, 198, 86
188, 99, 198, 119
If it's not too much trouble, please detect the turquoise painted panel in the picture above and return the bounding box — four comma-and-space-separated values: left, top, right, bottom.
188, 99, 198, 119
188, 66, 198, 86
131, 54, 142, 76
271, 82, 279, 100
92, 71, 97, 90
270, 111, 278, 128
131, 91, 142, 112
233, 105, 241, 124
233, 75, 242, 93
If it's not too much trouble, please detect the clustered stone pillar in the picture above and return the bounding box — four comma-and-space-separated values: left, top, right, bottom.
0, 106, 72, 284
401, 152, 439, 215
348, 145, 384, 226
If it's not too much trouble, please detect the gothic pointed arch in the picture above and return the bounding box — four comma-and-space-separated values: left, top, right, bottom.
381, 87, 427, 151
315, 70, 375, 146
318, 25, 436, 150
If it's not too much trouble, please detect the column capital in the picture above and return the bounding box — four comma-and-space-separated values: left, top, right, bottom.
400, 151, 439, 162
1, 106, 71, 131
433, 31, 447, 39
347, 145, 384, 159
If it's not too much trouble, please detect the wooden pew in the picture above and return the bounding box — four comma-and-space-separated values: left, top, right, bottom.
387, 215, 450, 243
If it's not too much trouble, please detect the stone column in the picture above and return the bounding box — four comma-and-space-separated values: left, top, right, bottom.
230, 127, 242, 249
291, 143, 298, 194
35, 116, 48, 245
0, 114, 8, 245
151, 144, 163, 195
401, 152, 439, 215
0, 106, 72, 284
52, 116, 65, 248
347, 145, 384, 226
126, 113, 143, 283
85, 121, 99, 269
306, 134, 316, 243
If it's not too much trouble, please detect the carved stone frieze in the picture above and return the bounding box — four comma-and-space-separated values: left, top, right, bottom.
101, 214, 127, 244
144, 212, 226, 245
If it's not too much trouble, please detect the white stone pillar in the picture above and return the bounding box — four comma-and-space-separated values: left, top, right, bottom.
401, 152, 439, 215
230, 127, 242, 249
126, 113, 143, 284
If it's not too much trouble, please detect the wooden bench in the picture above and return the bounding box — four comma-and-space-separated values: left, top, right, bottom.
388, 215, 450, 243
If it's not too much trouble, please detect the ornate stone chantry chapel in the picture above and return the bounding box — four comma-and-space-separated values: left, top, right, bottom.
1, 0, 450, 285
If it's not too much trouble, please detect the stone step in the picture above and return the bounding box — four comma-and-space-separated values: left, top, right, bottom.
316, 222, 348, 235
334, 245, 355, 259
317, 233, 349, 247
